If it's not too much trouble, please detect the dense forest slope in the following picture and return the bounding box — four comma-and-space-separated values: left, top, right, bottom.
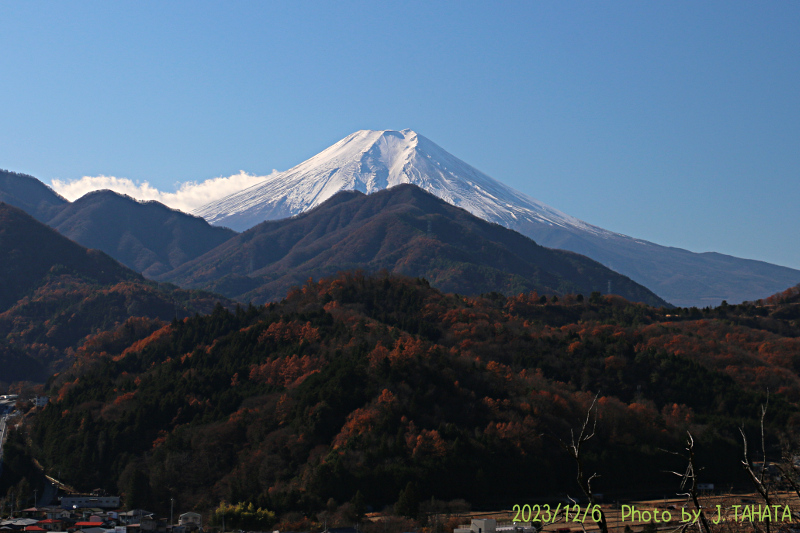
30, 273, 800, 518
0, 203, 234, 384
160, 185, 667, 307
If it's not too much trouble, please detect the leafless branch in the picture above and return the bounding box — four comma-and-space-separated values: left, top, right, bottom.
758, 393, 770, 487
552, 393, 609, 533
663, 431, 711, 533
775, 462, 800, 502
739, 395, 773, 533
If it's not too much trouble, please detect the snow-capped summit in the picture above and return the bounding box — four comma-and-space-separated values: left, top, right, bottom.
194, 129, 608, 237
194, 129, 800, 308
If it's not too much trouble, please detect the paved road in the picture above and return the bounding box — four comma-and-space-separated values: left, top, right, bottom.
0, 408, 58, 506
0, 402, 16, 477
38, 476, 58, 506
0, 414, 7, 452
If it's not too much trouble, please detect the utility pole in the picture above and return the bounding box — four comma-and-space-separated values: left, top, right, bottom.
170, 498, 174, 528
34, 489, 38, 507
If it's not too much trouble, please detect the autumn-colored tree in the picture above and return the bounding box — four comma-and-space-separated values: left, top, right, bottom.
211, 501, 276, 531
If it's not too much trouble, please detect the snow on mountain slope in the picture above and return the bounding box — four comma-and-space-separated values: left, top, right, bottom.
194, 129, 607, 237
194, 129, 800, 307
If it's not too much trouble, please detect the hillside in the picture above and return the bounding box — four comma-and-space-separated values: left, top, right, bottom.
194, 129, 800, 307
0, 344, 47, 384
0, 172, 238, 278
28, 272, 800, 518
0, 202, 135, 311
0, 203, 234, 382
48, 190, 238, 277
0, 169, 67, 223
162, 185, 667, 307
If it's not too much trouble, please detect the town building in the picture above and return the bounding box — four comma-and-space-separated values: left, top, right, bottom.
177, 513, 201, 531
59, 496, 120, 510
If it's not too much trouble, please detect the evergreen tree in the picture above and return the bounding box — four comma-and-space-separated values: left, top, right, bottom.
351, 491, 366, 523
15, 478, 31, 510
124, 468, 151, 510
395, 482, 419, 519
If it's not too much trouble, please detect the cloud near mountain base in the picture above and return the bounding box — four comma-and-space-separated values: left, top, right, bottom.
50, 171, 275, 213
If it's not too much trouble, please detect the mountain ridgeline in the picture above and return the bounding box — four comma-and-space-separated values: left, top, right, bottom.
0, 170, 664, 306
0, 170, 238, 278
48, 190, 237, 277
194, 129, 800, 307
5, 125, 800, 310
159, 185, 667, 307
0, 169, 68, 223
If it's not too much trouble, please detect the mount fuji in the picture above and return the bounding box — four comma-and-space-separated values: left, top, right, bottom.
194, 129, 800, 307
195, 129, 600, 238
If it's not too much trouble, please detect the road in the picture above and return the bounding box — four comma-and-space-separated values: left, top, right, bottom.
38, 476, 58, 506
0, 400, 16, 478
0, 413, 7, 478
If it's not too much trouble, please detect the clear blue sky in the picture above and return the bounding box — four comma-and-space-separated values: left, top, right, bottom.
1, 1, 799, 269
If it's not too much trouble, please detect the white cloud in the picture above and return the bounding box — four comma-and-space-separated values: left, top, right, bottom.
50, 171, 275, 213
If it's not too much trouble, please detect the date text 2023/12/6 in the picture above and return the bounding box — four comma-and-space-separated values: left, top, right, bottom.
511, 504, 602, 525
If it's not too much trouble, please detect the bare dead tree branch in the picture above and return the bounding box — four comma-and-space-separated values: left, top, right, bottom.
759, 395, 770, 488
685, 433, 711, 533
552, 393, 609, 533
740, 395, 773, 533
663, 432, 711, 533
776, 463, 800, 502
775, 441, 800, 502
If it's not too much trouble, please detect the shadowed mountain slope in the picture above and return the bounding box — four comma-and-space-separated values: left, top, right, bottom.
0, 202, 136, 311
0, 172, 238, 277
161, 184, 667, 307
48, 190, 237, 277
0, 202, 234, 380
0, 169, 67, 223
0, 344, 48, 384
514, 220, 800, 309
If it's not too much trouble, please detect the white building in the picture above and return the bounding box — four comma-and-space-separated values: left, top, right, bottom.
60, 495, 121, 510
455, 519, 497, 533
178, 513, 201, 530
455, 519, 536, 533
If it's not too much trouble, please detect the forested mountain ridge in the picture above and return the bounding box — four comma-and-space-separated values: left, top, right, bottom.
0, 203, 235, 385
48, 190, 237, 277
0, 171, 663, 308
0, 169, 68, 223
29, 272, 800, 518
159, 185, 668, 307
0, 172, 238, 277
0, 202, 136, 310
